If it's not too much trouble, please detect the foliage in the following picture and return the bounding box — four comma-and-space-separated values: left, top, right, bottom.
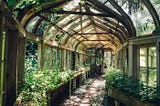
105, 68, 160, 104
19, 69, 73, 105
25, 41, 38, 72
90, 64, 101, 76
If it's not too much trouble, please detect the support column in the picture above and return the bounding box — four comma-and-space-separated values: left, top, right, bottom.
156, 41, 160, 87
101, 49, 104, 73
16, 37, 25, 95
38, 41, 45, 71
63, 49, 67, 69
128, 44, 139, 79
114, 100, 120, 106
6, 29, 18, 106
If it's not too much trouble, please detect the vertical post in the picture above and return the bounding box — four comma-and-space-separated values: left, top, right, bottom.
38, 41, 44, 71
128, 44, 139, 79
16, 37, 25, 96
63, 49, 66, 69
114, 100, 120, 106
110, 51, 113, 67
101, 49, 104, 73
156, 41, 160, 87
146, 48, 149, 86
50, 48, 53, 69
6, 29, 18, 106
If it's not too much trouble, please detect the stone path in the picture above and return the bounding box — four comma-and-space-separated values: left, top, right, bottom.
61, 75, 106, 106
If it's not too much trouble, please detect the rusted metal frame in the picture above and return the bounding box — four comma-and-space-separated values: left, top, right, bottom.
94, 23, 122, 46
83, 4, 103, 47
82, 42, 116, 51
96, 22, 126, 45
94, 19, 125, 42
84, 2, 126, 44
65, 18, 89, 33
32, 18, 43, 33
62, 18, 91, 43
101, 17, 129, 37
94, 21, 124, 44
81, 40, 111, 41
62, 19, 92, 45
72, 32, 114, 35
47, 6, 81, 39
66, 37, 87, 50
21, 0, 72, 27
86, 0, 136, 37
107, 0, 136, 37
70, 24, 94, 44
71, 23, 93, 36
72, 30, 88, 40
109, 0, 136, 37
38, 15, 87, 48
79, 3, 89, 41
94, 17, 127, 41
49, 5, 80, 24
75, 32, 118, 51
91, 24, 120, 45
141, 0, 160, 33
54, 10, 113, 17
49, 15, 81, 40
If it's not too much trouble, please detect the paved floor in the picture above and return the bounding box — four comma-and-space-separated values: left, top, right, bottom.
61, 75, 106, 106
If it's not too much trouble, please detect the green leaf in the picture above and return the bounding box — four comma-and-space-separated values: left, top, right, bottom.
7, 0, 16, 6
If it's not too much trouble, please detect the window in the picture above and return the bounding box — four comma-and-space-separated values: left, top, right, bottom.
139, 47, 156, 86
25, 41, 38, 72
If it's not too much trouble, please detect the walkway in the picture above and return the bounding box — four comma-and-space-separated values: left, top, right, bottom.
61, 75, 106, 106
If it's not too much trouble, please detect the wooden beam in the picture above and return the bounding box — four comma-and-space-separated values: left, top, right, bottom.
86, 0, 136, 37
21, 0, 72, 26
94, 22, 124, 43
54, 10, 114, 17
38, 15, 87, 47
73, 32, 112, 35
82, 40, 111, 41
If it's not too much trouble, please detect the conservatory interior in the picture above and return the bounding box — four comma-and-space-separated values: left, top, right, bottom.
0, 0, 160, 106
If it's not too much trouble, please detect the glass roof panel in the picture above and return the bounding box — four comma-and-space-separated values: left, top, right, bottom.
25, 16, 41, 33
104, 0, 155, 36
36, 20, 50, 36
130, 7, 155, 35
57, 14, 75, 26
63, 0, 81, 11
73, 20, 90, 31
150, 0, 160, 17
45, 26, 56, 40
104, 1, 121, 15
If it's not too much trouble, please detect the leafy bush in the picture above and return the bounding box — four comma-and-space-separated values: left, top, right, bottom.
19, 69, 73, 105
105, 68, 160, 104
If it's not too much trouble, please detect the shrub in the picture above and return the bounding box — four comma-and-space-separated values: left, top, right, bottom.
105, 68, 160, 104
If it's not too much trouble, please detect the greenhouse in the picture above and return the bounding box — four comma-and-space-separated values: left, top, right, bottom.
0, 0, 160, 106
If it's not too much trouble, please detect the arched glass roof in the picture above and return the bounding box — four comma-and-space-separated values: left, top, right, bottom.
4, 0, 160, 52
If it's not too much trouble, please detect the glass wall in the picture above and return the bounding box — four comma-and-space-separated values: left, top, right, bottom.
139, 47, 156, 86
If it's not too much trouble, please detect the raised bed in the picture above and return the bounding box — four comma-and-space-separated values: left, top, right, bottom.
14, 69, 91, 106
108, 88, 158, 106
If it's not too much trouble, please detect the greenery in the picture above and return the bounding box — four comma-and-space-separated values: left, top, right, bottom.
105, 68, 160, 104
19, 69, 73, 105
